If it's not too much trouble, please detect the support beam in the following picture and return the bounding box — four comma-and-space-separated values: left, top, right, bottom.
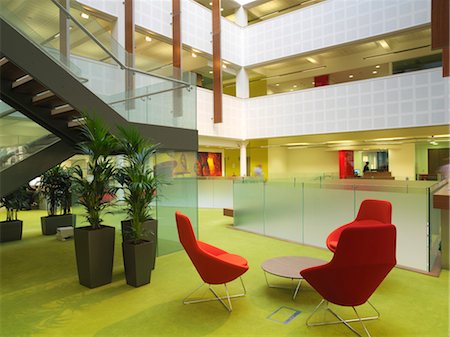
59, 0, 70, 62
124, 0, 135, 109
212, 0, 222, 123
431, 0, 449, 50
172, 0, 183, 117
443, 48, 449, 77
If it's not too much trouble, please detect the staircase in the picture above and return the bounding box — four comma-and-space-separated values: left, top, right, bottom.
0, 5, 197, 197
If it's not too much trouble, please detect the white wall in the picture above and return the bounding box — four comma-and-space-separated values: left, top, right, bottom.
246, 69, 449, 139
79, 0, 429, 68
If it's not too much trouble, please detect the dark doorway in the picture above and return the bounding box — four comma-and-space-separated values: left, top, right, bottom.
428, 148, 450, 176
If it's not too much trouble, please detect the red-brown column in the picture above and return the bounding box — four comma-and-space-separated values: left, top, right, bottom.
172, 0, 183, 117
431, 0, 449, 77
125, 0, 135, 109
212, 0, 222, 123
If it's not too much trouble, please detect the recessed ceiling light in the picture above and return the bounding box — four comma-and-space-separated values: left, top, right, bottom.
378, 40, 390, 49
293, 85, 297, 88
209, 70, 213, 74
349, 74, 354, 78
80, 12, 89, 19
222, 64, 227, 69
306, 57, 319, 64
209, 2, 212, 5
223, 60, 230, 65
275, 83, 279, 86
430, 141, 438, 145
192, 53, 198, 58
290, 89, 294, 92
145, 36, 152, 42
372, 70, 378, 74
375, 65, 380, 69
221, 8, 224, 11
192, 48, 200, 53
312, 81, 315, 85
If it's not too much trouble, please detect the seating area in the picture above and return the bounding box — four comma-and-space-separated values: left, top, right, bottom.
0, 207, 447, 337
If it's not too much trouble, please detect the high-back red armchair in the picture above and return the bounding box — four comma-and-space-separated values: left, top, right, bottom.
175, 211, 249, 311
326, 199, 392, 252
301, 224, 397, 337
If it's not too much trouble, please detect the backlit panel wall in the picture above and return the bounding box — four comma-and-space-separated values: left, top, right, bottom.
197, 88, 245, 139
246, 68, 449, 139
243, 0, 430, 66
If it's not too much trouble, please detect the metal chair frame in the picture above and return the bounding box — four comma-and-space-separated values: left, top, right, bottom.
306, 299, 380, 337
183, 277, 247, 312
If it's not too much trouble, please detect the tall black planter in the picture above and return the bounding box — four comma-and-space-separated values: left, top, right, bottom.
122, 240, 154, 287
0, 220, 23, 242
41, 214, 76, 235
121, 219, 157, 270
74, 225, 115, 288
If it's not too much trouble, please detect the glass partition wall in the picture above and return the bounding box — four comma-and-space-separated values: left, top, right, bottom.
234, 178, 443, 273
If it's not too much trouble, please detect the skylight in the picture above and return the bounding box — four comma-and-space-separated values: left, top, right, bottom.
234, 0, 256, 5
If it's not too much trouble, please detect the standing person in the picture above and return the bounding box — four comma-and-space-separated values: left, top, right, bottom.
363, 161, 370, 172
254, 164, 263, 177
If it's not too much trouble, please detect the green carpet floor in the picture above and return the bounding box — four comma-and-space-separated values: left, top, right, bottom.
0, 208, 448, 337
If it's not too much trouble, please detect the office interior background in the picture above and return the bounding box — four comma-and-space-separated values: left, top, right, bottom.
0, 0, 449, 336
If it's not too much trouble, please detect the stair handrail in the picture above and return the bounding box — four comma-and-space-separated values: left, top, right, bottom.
49, 0, 191, 89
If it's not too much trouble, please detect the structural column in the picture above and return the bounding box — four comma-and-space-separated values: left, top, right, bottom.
236, 67, 249, 98
172, 0, 183, 117
59, 0, 70, 63
235, 6, 248, 27
431, 0, 449, 77
125, 0, 135, 109
239, 141, 249, 177
212, 0, 222, 123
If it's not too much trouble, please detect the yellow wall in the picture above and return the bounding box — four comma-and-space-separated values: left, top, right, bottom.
287, 148, 338, 177
250, 80, 267, 97
389, 143, 415, 180
268, 147, 288, 179
224, 148, 240, 177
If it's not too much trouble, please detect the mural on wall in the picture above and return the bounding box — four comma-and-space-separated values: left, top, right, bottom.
197, 152, 222, 176
155, 152, 197, 178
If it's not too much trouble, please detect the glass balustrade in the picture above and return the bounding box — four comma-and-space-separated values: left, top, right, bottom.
233, 177, 443, 273
0, 0, 196, 130
0, 109, 59, 171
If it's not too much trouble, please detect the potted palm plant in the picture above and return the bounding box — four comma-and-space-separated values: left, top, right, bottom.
0, 186, 29, 242
116, 125, 160, 287
71, 115, 118, 288
39, 165, 76, 235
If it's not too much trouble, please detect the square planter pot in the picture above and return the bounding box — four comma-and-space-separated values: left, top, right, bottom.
74, 225, 115, 288
121, 219, 157, 270
0, 220, 23, 242
41, 214, 76, 235
122, 240, 154, 287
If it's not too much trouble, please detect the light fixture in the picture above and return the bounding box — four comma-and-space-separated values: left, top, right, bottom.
222, 64, 227, 69
235, 0, 255, 5
430, 141, 438, 145
223, 60, 230, 65
375, 65, 380, 69
54, 33, 60, 39
191, 52, 197, 58
221, 8, 224, 11
192, 48, 200, 53
349, 74, 354, 78
209, 70, 213, 74
290, 89, 294, 92
145, 36, 152, 42
293, 84, 297, 88
306, 57, 319, 64
80, 12, 89, 19
285, 142, 310, 146
378, 40, 390, 49
371, 137, 407, 141
209, 2, 212, 5
372, 70, 378, 74
312, 81, 315, 85
275, 83, 280, 86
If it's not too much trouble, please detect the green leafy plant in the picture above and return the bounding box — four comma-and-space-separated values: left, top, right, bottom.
0, 186, 29, 221
116, 125, 160, 243
40, 165, 73, 216
71, 114, 118, 229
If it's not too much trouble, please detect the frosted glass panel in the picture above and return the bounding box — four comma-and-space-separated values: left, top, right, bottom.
303, 183, 355, 248
156, 151, 197, 256
233, 180, 265, 234
264, 180, 302, 243
198, 178, 233, 209
355, 188, 428, 271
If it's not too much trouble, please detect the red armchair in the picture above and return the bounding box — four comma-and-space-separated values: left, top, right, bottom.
175, 211, 249, 311
326, 199, 392, 252
301, 224, 397, 337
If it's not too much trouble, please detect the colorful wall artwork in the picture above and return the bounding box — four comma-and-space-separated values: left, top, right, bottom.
197, 152, 222, 176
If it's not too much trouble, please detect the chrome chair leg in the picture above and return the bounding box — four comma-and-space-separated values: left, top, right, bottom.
306, 298, 380, 337
183, 277, 247, 312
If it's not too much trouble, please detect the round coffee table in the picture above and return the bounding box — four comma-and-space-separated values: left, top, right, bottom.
261, 256, 326, 300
